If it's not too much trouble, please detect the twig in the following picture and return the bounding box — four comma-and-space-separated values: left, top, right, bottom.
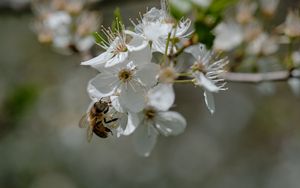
222, 70, 300, 83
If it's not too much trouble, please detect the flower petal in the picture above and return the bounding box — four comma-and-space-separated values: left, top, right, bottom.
125, 30, 148, 52
194, 72, 219, 92
148, 84, 175, 111
90, 72, 118, 96
155, 111, 187, 136
105, 52, 128, 67
135, 63, 160, 89
81, 52, 113, 70
128, 46, 152, 65
144, 22, 172, 41
185, 44, 206, 60
87, 81, 108, 101
110, 96, 125, 113
123, 112, 142, 135
119, 83, 146, 112
133, 122, 158, 157
204, 90, 215, 114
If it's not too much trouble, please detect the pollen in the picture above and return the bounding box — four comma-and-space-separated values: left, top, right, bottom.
192, 62, 206, 74
144, 107, 157, 120
159, 67, 178, 83
118, 69, 133, 82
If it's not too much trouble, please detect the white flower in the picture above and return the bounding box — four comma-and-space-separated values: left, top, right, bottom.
81, 27, 148, 69
125, 84, 186, 157
213, 20, 244, 51
186, 44, 228, 114
132, 0, 191, 54
283, 10, 300, 38
292, 50, 300, 67
90, 59, 160, 113
235, 0, 257, 24
190, 0, 212, 8
44, 11, 71, 32
246, 32, 278, 55
288, 78, 300, 96
259, 0, 279, 17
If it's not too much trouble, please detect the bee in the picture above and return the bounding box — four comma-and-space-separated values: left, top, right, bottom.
79, 98, 118, 142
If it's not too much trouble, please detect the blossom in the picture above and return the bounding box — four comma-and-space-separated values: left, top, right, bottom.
235, 0, 257, 24
282, 10, 300, 38
190, 0, 212, 8
81, 27, 148, 68
246, 32, 278, 56
213, 20, 244, 51
132, 0, 191, 54
125, 84, 186, 157
89, 59, 160, 113
259, 0, 280, 17
32, 0, 100, 54
186, 44, 228, 113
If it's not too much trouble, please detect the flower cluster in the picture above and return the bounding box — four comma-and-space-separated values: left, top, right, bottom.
212, 0, 300, 95
81, 0, 228, 156
32, 0, 100, 55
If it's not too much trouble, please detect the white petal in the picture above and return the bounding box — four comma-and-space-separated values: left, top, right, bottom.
114, 112, 129, 137
144, 22, 172, 41
119, 83, 146, 112
194, 72, 219, 92
204, 90, 215, 114
155, 111, 187, 136
148, 84, 175, 111
90, 72, 118, 96
81, 52, 113, 70
288, 78, 300, 96
125, 30, 148, 52
133, 122, 158, 157
87, 81, 108, 101
135, 63, 160, 89
123, 112, 142, 135
128, 46, 152, 65
105, 52, 128, 67
175, 18, 191, 37
110, 96, 125, 113
213, 21, 243, 51
151, 38, 168, 54
76, 36, 94, 52
185, 44, 207, 60
191, 0, 212, 8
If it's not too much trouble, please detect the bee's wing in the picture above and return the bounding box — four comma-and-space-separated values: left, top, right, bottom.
87, 124, 93, 143
79, 114, 89, 128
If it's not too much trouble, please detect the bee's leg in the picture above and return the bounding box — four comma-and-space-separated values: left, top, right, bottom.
104, 127, 113, 135
104, 118, 118, 124
103, 106, 109, 114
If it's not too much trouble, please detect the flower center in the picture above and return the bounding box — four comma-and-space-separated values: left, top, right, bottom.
118, 69, 133, 82
192, 62, 206, 74
159, 67, 178, 83
144, 107, 157, 120
115, 43, 127, 53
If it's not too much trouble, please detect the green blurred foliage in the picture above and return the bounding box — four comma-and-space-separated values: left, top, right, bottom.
0, 85, 39, 136
111, 7, 124, 33
170, 0, 237, 48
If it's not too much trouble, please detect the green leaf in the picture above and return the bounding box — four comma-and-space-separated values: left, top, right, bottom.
92, 32, 104, 45
209, 0, 237, 13
111, 7, 124, 33
194, 20, 215, 49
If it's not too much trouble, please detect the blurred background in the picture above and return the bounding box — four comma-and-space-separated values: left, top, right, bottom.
0, 0, 300, 188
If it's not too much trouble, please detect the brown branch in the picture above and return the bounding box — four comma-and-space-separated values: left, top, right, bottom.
222, 70, 300, 83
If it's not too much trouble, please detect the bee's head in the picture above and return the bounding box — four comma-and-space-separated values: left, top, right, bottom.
94, 101, 109, 113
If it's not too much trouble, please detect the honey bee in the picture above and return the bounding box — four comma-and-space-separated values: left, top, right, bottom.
79, 98, 118, 142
